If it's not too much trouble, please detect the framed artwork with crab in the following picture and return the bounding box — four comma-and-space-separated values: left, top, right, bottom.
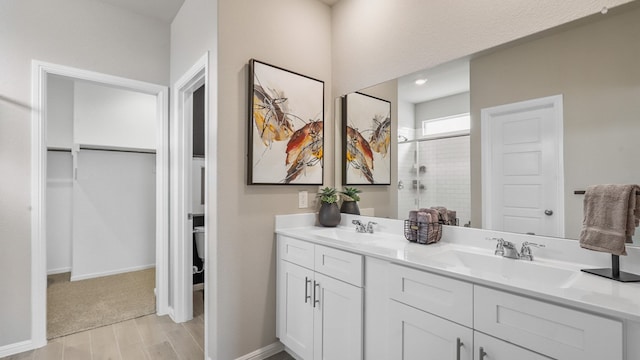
248, 59, 324, 185
342, 92, 392, 185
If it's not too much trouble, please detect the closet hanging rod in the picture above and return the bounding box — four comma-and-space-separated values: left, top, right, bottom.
78, 145, 156, 155
574, 190, 640, 195
47, 147, 72, 152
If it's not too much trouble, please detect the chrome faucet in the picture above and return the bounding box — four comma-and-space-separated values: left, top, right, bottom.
352, 220, 367, 233
488, 237, 545, 261
352, 220, 377, 233
520, 241, 545, 261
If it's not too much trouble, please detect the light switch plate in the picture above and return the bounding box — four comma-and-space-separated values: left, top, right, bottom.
298, 190, 308, 208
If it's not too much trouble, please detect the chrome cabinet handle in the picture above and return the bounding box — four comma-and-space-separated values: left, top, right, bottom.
479, 346, 487, 360
304, 277, 311, 303
544, 209, 553, 216
313, 281, 320, 308
456, 338, 464, 360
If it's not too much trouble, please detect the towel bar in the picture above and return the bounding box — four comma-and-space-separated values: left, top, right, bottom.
574, 190, 640, 195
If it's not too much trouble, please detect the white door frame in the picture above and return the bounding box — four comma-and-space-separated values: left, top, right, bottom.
171, 53, 209, 323
480, 94, 565, 236
30, 60, 170, 347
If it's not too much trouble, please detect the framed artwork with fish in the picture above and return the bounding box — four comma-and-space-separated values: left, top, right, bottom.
248, 59, 324, 185
342, 92, 391, 185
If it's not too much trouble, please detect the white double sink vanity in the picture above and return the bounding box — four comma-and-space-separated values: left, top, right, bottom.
275, 213, 640, 360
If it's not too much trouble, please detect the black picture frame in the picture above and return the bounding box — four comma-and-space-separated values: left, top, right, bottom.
342, 92, 392, 185
248, 59, 325, 185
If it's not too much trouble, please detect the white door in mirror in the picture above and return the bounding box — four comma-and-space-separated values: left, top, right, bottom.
481, 95, 564, 237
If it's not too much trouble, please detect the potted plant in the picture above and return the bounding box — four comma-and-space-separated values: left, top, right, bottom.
317, 187, 341, 227
340, 187, 362, 215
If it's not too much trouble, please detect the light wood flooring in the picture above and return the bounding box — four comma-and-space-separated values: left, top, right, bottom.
3, 291, 205, 360
3, 290, 296, 360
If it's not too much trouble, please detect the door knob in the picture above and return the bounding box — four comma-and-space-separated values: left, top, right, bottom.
544, 209, 553, 216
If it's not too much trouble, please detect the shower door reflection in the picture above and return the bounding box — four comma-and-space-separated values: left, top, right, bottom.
397, 135, 471, 226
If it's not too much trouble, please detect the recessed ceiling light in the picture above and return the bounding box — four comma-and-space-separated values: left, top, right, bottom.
415, 78, 428, 85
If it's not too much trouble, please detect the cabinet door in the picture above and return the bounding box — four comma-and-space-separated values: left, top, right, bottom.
313, 272, 363, 360
279, 260, 315, 360
389, 300, 472, 360
474, 332, 552, 360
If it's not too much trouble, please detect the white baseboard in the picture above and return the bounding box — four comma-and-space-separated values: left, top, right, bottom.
167, 306, 176, 322
235, 341, 284, 360
282, 346, 302, 360
47, 267, 71, 275
70, 263, 155, 281
0, 340, 36, 358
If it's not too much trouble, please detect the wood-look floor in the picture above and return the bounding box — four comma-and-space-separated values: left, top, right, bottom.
3, 291, 205, 360
3, 290, 296, 360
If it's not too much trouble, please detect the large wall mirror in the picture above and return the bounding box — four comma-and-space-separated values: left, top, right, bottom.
341, 2, 640, 243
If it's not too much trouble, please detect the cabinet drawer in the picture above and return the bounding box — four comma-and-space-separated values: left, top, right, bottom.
279, 235, 314, 270
474, 286, 622, 360
314, 245, 363, 287
474, 332, 551, 360
389, 264, 473, 327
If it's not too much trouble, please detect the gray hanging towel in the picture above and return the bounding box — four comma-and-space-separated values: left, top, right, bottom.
579, 184, 640, 256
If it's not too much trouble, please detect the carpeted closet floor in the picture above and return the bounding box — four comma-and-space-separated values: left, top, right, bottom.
47, 268, 156, 339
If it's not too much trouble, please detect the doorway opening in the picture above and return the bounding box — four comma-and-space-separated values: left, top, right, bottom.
31, 61, 169, 346
170, 53, 209, 324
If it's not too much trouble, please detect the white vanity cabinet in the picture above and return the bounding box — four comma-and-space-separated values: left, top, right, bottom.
277, 235, 363, 360
275, 217, 638, 360
382, 263, 622, 360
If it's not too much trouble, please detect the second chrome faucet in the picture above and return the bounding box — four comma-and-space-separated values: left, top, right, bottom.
489, 237, 545, 261
352, 219, 377, 233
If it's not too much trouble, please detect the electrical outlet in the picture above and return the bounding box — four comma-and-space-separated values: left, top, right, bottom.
298, 190, 308, 208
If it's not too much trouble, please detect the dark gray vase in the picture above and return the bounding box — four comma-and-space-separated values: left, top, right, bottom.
340, 200, 360, 215
318, 202, 341, 227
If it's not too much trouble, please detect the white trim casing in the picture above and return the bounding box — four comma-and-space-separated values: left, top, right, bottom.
0, 340, 35, 359
171, 53, 209, 323
30, 60, 170, 351
480, 94, 565, 237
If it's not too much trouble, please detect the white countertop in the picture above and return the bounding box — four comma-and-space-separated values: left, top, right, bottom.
275, 214, 640, 323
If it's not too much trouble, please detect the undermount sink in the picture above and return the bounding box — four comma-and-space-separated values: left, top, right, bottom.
306, 226, 407, 249
424, 248, 579, 288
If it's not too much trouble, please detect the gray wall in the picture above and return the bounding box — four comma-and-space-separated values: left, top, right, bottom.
415, 92, 470, 126
470, 5, 640, 238
0, 0, 169, 348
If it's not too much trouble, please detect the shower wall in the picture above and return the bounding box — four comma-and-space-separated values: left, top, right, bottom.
397, 136, 470, 226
